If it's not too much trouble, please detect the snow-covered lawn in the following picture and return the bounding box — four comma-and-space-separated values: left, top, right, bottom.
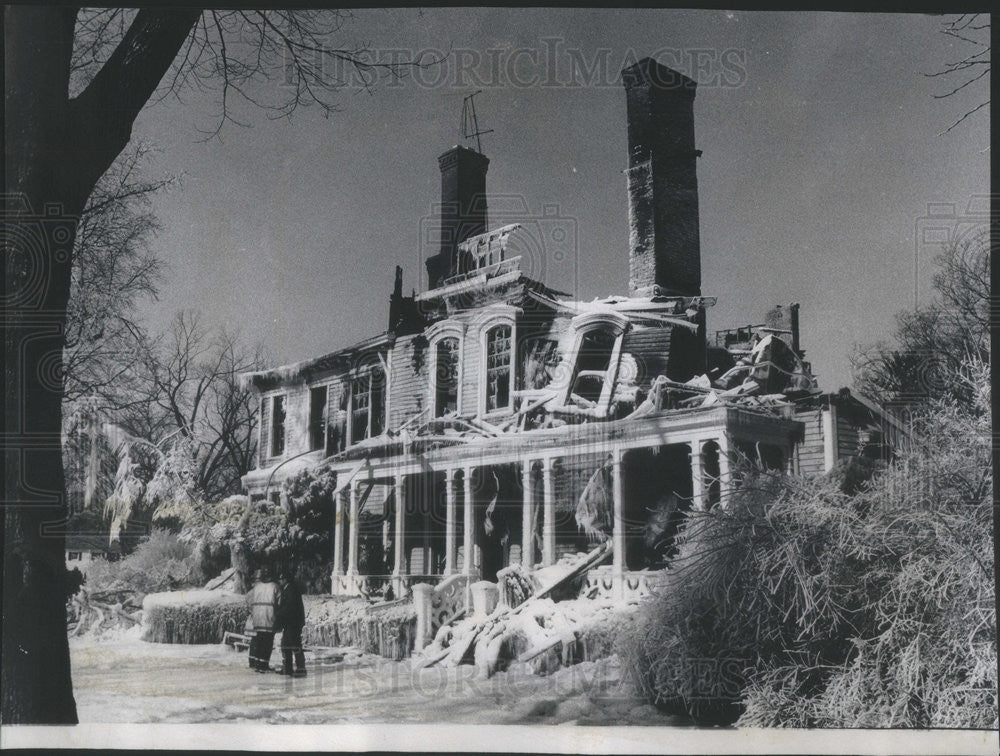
70, 635, 690, 726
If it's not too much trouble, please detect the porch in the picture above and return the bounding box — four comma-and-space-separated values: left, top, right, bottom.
326, 405, 801, 602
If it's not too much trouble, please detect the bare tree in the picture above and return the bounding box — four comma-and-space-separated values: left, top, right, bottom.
928, 13, 990, 135
103, 311, 266, 539
63, 141, 169, 411
852, 232, 990, 409
5, 7, 429, 723
138, 311, 265, 501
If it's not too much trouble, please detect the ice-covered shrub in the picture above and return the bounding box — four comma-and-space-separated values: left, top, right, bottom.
86, 529, 202, 596
303, 596, 416, 659
622, 470, 861, 725
740, 381, 995, 728
141, 590, 249, 644
624, 368, 995, 728
282, 466, 337, 587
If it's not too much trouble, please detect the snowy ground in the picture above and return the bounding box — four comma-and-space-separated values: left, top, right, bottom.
70, 634, 691, 726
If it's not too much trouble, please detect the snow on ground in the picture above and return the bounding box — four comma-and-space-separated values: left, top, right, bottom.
70, 636, 690, 726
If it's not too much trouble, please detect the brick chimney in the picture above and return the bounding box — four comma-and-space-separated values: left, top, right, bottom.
425, 145, 490, 290
622, 58, 702, 297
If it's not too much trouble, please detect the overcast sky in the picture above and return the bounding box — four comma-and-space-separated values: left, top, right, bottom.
131, 9, 989, 391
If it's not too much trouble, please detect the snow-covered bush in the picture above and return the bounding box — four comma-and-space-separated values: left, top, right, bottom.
141, 590, 249, 644
621, 469, 857, 724
86, 529, 202, 596
624, 366, 995, 728
303, 597, 416, 660
281, 466, 337, 589
741, 374, 995, 728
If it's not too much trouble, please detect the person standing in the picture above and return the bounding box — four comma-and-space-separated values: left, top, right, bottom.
247, 567, 280, 672
276, 566, 306, 677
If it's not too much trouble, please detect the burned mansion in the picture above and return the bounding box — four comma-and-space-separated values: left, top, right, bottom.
241, 58, 902, 608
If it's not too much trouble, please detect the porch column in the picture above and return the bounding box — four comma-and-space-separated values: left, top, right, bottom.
421, 505, 430, 575
347, 482, 360, 575
611, 447, 625, 600
690, 440, 704, 511
332, 488, 345, 576
393, 474, 406, 592
462, 466, 475, 577
444, 468, 457, 575
521, 460, 534, 569
541, 457, 555, 566
717, 434, 732, 506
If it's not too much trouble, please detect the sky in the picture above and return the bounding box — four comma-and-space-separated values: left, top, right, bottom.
131, 9, 990, 391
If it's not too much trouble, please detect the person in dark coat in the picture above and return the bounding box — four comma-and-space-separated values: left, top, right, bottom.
276, 566, 306, 677
247, 566, 280, 672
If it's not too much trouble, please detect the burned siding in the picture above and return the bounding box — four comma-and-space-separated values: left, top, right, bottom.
388, 334, 430, 429
622, 325, 673, 391
836, 411, 862, 461
793, 406, 827, 477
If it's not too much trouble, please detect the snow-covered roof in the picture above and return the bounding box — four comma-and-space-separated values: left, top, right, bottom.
241, 331, 393, 390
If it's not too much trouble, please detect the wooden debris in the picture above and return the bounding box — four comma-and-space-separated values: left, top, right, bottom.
420, 541, 612, 670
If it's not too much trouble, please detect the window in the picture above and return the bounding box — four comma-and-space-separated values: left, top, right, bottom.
309, 386, 327, 452
569, 329, 617, 406
351, 365, 386, 443
519, 338, 560, 391
559, 312, 628, 414
67, 551, 81, 561
434, 337, 460, 417
270, 394, 286, 457
258, 397, 270, 466
485, 325, 512, 412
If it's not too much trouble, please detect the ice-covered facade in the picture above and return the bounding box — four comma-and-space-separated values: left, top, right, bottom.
241, 59, 903, 619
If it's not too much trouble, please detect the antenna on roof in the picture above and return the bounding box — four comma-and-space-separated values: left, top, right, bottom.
461, 90, 493, 154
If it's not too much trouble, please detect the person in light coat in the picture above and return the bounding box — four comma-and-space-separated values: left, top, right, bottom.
247, 566, 280, 672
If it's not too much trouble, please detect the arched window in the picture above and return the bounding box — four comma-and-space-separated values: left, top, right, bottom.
434, 337, 460, 417
561, 312, 628, 414
484, 325, 512, 412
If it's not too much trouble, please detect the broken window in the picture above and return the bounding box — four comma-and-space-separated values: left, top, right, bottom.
351, 365, 386, 443
326, 383, 347, 454
270, 394, 286, 457
569, 328, 617, 406
519, 338, 560, 391
434, 337, 460, 417
371, 367, 386, 436
309, 385, 327, 452
485, 325, 512, 412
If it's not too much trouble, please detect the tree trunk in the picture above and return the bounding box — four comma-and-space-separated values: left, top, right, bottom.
231, 539, 251, 595
4, 6, 199, 723
3, 6, 83, 725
